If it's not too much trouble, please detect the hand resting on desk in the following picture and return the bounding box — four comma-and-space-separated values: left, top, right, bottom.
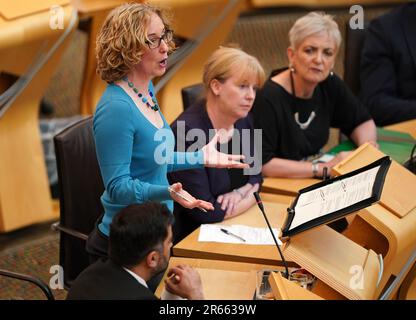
164, 265, 205, 300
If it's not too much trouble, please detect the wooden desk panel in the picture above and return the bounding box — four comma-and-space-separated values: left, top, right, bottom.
262, 177, 318, 196
173, 200, 298, 266
333, 143, 416, 298
0, 3, 77, 231
385, 119, 416, 139
156, 257, 282, 300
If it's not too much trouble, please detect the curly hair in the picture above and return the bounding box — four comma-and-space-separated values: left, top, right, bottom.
96, 3, 174, 83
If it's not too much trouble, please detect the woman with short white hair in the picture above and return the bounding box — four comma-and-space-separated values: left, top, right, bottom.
253, 12, 377, 178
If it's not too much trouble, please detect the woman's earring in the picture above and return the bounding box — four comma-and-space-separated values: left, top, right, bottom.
330, 70, 334, 76
290, 66, 295, 73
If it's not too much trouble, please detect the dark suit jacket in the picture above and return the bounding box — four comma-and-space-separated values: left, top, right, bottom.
66, 259, 157, 300
360, 3, 416, 126
168, 100, 263, 243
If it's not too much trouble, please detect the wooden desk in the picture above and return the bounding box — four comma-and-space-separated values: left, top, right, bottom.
172, 200, 383, 299
385, 119, 416, 139
173, 188, 387, 299
262, 177, 319, 196
333, 143, 416, 298
155, 257, 282, 300
173, 199, 298, 266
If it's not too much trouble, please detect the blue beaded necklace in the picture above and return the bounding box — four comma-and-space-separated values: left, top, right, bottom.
122, 76, 159, 111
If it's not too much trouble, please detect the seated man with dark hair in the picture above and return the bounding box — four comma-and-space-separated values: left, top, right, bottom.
67, 202, 204, 300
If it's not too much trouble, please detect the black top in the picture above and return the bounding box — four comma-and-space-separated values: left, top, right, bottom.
360, 3, 416, 126
252, 70, 372, 163
66, 259, 157, 300
168, 100, 263, 242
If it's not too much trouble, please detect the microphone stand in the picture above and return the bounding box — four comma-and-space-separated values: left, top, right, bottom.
253, 192, 290, 279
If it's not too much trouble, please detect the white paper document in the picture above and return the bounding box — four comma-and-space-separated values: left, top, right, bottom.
289, 165, 380, 231
198, 224, 282, 245
315, 153, 335, 163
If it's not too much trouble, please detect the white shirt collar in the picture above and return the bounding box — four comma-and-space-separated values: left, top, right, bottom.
123, 267, 148, 288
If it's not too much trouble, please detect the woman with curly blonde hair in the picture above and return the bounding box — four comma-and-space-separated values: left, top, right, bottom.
87, 3, 248, 272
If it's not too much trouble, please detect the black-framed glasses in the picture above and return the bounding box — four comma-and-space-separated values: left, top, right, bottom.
145, 29, 173, 49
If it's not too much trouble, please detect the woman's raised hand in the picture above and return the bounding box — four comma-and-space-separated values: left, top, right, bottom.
201, 131, 249, 169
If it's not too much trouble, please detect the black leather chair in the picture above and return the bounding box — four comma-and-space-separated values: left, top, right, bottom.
53, 116, 104, 289
181, 83, 204, 110
343, 24, 368, 96
0, 269, 55, 300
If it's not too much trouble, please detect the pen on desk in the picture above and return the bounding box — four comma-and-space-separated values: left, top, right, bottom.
168, 187, 207, 212
220, 228, 246, 242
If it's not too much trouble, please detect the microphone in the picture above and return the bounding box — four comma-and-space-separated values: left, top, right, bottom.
253, 192, 289, 279
322, 166, 329, 181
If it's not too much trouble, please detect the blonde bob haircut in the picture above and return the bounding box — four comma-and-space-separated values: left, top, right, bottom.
96, 3, 174, 83
289, 12, 342, 52
202, 46, 265, 93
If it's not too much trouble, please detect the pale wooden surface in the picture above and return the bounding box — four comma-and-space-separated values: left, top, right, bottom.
0, 1, 76, 231
173, 197, 382, 299
347, 205, 416, 298
0, 0, 69, 20
259, 193, 294, 206
155, 257, 282, 300
72, 0, 122, 115
72, 0, 127, 115
385, 119, 416, 139
73, 0, 127, 14
334, 143, 416, 218
333, 143, 416, 298
262, 177, 319, 196
283, 224, 381, 300
173, 198, 298, 266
